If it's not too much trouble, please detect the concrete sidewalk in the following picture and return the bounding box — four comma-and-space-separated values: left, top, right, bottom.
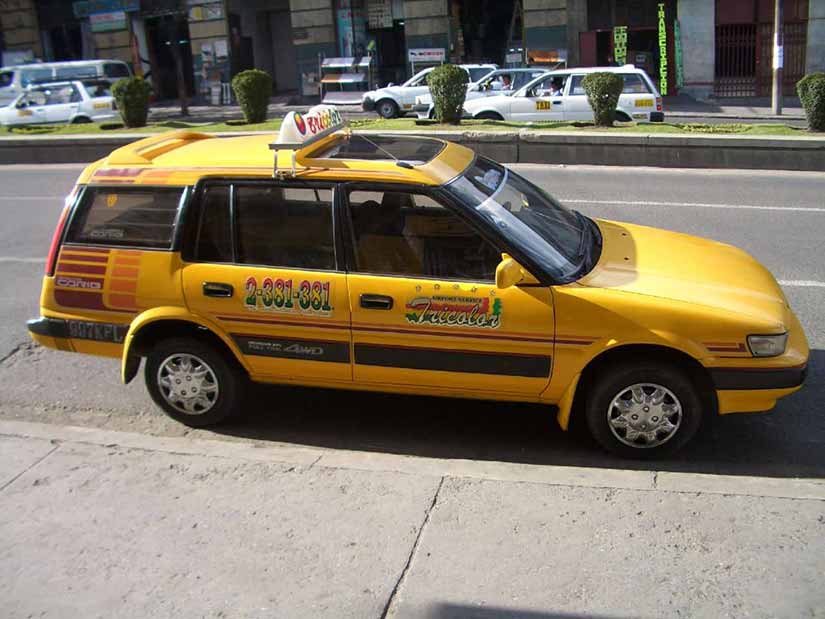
1, 419, 823, 618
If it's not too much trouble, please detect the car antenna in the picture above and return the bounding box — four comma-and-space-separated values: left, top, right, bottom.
355, 133, 414, 169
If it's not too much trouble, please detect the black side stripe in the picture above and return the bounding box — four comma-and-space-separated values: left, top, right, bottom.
710, 365, 807, 390
233, 335, 350, 363
354, 344, 551, 378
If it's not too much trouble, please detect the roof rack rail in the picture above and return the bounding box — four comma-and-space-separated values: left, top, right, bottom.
105, 130, 212, 166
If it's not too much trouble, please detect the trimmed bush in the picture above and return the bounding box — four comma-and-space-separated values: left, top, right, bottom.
581, 72, 624, 127
429, 64, 469, 124
231, 69, 272, 124
111, 77, 152, 128
797, 72, 825, 132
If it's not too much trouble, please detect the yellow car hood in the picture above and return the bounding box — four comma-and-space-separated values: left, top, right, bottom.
578, 219, 788, 328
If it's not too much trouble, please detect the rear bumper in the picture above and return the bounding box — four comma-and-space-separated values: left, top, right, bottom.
28, 316, 69, 338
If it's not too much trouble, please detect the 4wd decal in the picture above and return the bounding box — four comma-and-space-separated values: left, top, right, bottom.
232, 335, 349, 363
405, 295, 502, 329
244, 276, 333, 316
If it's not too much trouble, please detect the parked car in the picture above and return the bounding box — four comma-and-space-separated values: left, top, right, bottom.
362, 63, 497, 119
0, 80, 118, 127
28, 105, 808, 458
0, 59, 131, 105
463, 65, 665, 123
413, 67, 551, 119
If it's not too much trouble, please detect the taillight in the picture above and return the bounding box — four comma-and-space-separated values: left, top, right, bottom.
656, 97, 663, 112
46, 187, 79, 276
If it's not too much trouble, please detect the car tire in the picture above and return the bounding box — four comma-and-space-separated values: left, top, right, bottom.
475, 111, 504, 121
71, 116, 92, 124
376, 99, 399, 119
145, 337, 242, 428
585, 362, 703, 459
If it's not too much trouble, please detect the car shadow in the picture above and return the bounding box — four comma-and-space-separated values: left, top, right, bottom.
211, 348, 824, 479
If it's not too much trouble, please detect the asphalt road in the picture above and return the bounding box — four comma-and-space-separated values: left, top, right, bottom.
0, 164, 823, 479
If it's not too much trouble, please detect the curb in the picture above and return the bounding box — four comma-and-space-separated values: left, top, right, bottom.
2, 419, 824, 501
1, 129, 823, 171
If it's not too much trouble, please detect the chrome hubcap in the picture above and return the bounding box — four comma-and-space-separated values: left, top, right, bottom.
607, 383, 682, 449
157, 353, 219, 415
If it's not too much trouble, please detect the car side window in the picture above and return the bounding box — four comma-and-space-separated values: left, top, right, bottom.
235, 185, 335, 270
569, 75, 586, 96
21, 91, 47, 106
194, 185, 232, 263
104, 63, 130, 78
348, 189, 500, 281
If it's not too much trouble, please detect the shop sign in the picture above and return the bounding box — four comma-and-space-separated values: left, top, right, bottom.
657, 2, 668, 95
408, 48, 446, 63
73, 0, 138, 19
613, 26, 628, 65
368, 0, 393, 29
188, 1, 224, 22
90, 10, 128, 32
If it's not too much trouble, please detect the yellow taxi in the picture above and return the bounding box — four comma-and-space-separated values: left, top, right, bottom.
28, 105, 808, 458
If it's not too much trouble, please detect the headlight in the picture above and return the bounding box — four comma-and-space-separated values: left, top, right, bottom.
747, 333, 788, 357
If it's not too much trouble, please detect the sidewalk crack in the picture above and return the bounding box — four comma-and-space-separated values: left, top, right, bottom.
0, 441, 61, 494
653, 471, 659, 489
380, 476, 445, 619
0, 342, 26, 367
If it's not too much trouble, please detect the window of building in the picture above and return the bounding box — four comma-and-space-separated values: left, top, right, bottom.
347, 189, 500, 281
68, 188, 183, 248
235, 185, 335, 270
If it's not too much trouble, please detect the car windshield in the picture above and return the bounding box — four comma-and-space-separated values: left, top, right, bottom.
445, 157, 597, 282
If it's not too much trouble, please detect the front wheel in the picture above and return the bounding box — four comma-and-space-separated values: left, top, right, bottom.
585, 363, 703, 459
145, 337, 241, 427
376, 99, 399, 119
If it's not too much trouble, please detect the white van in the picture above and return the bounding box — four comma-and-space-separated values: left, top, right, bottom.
0, 60, 132, 105
463, 65, 664, 123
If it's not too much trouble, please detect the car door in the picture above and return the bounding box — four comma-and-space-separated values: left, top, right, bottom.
181, 181, 352, 383
12, 90, 48, 125
42, 84, 80, 123
509, 74, 564, 122
563, 75, 593, 121
343, 186, 555, 398
398, 70, 432, 110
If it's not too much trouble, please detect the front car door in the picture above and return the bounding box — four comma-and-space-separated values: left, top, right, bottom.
509, 74, 565, 122
181, 181, 352, 384
342, 185, 555, 398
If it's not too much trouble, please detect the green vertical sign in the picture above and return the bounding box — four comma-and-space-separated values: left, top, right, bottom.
657, 2, 668, 95
613, 26, 628, 66
674, 19, 684, 90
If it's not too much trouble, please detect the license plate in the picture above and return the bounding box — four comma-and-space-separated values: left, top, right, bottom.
535, 100, 551, 111
93, 102, 110, 109
635, 99, 654, 108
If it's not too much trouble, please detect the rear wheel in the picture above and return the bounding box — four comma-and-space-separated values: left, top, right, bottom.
585, 363, 703, 459
145, 337, 241, 427
474, 111, 504, 121
376, 99, 399, 119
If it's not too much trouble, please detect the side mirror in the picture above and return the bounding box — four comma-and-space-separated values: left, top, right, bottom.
495, 253, 539, 289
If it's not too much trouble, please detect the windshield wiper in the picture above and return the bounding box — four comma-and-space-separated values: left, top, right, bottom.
574, 211, 591, 259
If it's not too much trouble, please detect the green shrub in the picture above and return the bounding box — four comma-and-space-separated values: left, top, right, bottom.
111, 77, 152, 128
231, 69, 272, 124
581, 72, 624, 127
797, 72, 825, 132
429, 64, 469, 124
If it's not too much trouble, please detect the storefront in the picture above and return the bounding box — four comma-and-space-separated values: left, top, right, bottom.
577, 0, 679, 95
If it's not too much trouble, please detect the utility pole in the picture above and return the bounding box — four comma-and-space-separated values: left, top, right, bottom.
771, 0, 783, 115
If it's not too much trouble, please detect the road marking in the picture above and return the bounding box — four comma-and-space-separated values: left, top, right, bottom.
559, 198, 825, 213
779, 280, 825, 288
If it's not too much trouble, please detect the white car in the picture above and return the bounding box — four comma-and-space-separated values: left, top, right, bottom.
462, 65, 665, 123
362, 64, 497, 119
412, 67, 551, 119
0, 80, 118, 127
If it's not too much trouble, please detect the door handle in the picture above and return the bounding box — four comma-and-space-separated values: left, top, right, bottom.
202, 282, 234, 298
552, 99, 563, 104
360, 293, 393, 310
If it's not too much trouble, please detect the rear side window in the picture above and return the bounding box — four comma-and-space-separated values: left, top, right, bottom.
56, 66, 97, 80
104, 62, 130, 78
0, 71, 13, 87
21, 68, 53, 86
68, 187, 183, 248
235, 185, 335, 270
194, 186, 232, 262
621, 74, 651, 93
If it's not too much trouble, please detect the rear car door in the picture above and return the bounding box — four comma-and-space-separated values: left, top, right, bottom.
563, 75, 593, 121
181, 181, 352, 383
43, 84, 80, 123
343, 186, 555, 398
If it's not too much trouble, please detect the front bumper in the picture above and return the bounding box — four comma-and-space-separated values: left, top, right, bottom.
362, 97, 375, 112
710, 364, 807, 390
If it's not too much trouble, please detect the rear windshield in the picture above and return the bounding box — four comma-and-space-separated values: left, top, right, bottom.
308, 134, 445, 164
67, 187, 184, 249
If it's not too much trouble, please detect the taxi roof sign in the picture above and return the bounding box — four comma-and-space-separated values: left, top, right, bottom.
272, 105, 347, 150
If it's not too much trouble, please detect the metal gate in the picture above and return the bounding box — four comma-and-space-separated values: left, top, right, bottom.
715, 22, 808, 98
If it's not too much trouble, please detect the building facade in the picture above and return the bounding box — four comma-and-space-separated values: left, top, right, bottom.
0, 0, 823, 101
